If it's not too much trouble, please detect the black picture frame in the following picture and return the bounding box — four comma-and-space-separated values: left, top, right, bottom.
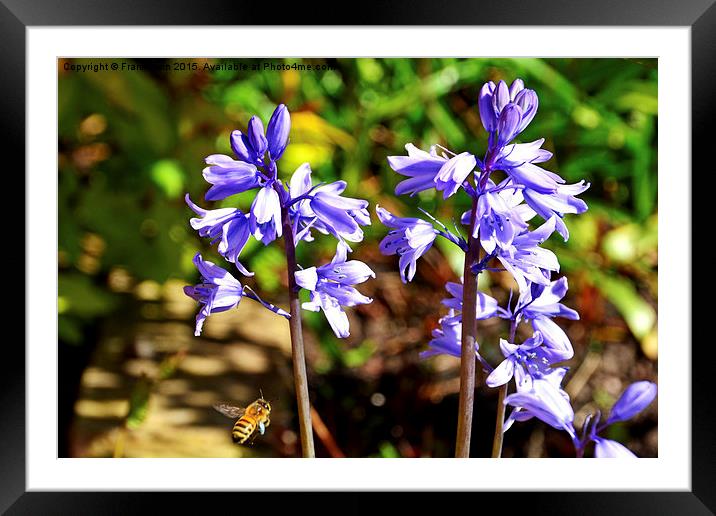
4, 1, 712, 513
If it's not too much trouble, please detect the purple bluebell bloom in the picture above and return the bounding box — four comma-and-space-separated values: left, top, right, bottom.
249, 184, 283, 245
287, 163, 322, 243
440, 280, 501, 321
387, 144, 476, 199
376, 205, 437, 283
289, 163, 356, 243
470, 182, 534, 252
514, 277, 580, 361
307, 181, 371, 243
494, 138, 553, 168
420, 311, 471, 359
184, 253, 289, 336
530, 317, 574, 362
496, 217, 560, 292
502, 162, 562, 195
185, 194, 242, 243
518, 277, 579, 321
504, 366, 576, 439
387, 144, 448, 197
522, 180, 590, 240
486, 332, 549, 387
185, 194, 253, 276
202, 154, 262, 201
218, 214, 253, 274
184, 253, 245, 336
295, 241, 374, 338
229, 130, 254, 164
433, 152, 477, 199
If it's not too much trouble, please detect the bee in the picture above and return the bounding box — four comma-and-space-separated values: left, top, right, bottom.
213, 395, 272, 445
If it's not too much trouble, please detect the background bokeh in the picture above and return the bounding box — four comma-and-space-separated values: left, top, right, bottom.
58, 57, 658, 458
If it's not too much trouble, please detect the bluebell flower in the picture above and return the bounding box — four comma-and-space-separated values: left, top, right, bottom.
504, 366, 576, 439
522, 180, 590, 240
184, 253, 289, 336
376, 205, 437, 283
495, 217, 560, 292
486, 332, 550, 387
515, 277, 580, 361
202, 154, 262, 201
433, 152, 477, 199
387, 144, 448, 197
493, 138, 553, 169
440, 280, 501, 321
518, 277, 579, 320
477, 190, 529, 251
419, 311, 471, 359
502, 161, 562, 195
287, 162, 322, 242
387, 144, 476, 199
247, 116, 268, 160
286, 163, 372, 245
250, 184, 283, 245
185, 194, 242, 243
217, 213, 253, 275
295, 241, 375, 338
464, 181, 534, 252
307, 181, 371, 243
185, 195, 253, 276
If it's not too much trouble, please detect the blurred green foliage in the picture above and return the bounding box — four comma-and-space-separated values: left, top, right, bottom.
58, 58, 657, 361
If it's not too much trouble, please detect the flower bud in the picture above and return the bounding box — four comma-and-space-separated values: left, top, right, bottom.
247, 115, 268, 158
478, 81, 497, 132
607, 381, 657, 424
266, 103, 291, 160
230, 130, 252, 163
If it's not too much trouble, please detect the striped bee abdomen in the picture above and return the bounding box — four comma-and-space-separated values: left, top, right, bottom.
232, 416, 256, 444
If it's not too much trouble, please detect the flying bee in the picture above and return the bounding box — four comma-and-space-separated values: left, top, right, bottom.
213, 395, 272, 445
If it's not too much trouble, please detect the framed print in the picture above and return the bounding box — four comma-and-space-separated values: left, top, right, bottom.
4, 0, 714, 513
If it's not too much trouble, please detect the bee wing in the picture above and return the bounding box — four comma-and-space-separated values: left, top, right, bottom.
213, 403, 246, 419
